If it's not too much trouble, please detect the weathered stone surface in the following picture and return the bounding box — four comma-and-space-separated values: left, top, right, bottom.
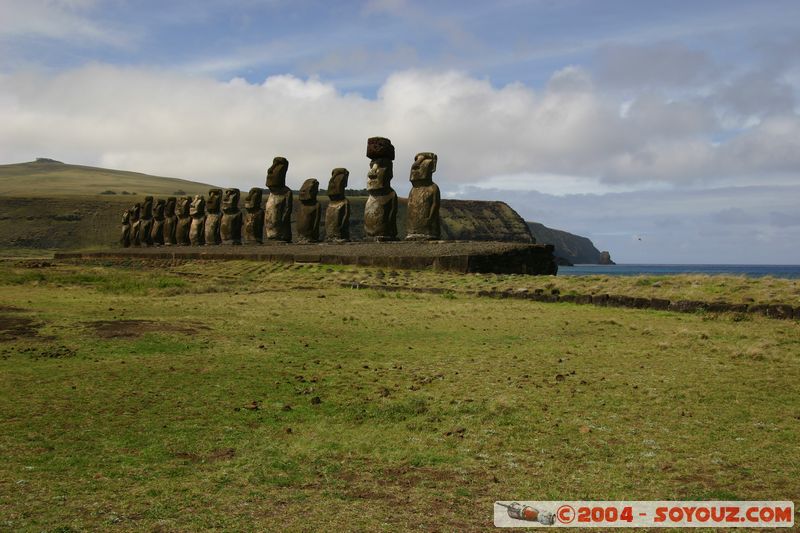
405, 152, 441, 241
163, 197, 177, 246
175, 196, 192, 246
264, 157, 292, 242
189, 195, 205, 246
204, 189, 222, 245
366, 136, 395, 160
364, 138, 398, 241
243, 187, 264, 244
130, 203, 142, 247
296, 178, 321, 243
140, 196, 154, 247
150, 198, 166, 246
221, 188, 243, 245
120, 209, 131, 248
325, 168, 350, 242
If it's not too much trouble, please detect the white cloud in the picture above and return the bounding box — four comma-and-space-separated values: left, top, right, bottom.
0, 64, 798, 196
0, 0, 132, 47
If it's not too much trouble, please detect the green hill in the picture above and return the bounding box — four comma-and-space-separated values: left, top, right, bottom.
0, 159, 216, 197
527, 221, 604, 264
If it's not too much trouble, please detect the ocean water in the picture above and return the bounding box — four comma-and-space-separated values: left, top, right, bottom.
559, 264, 800, 279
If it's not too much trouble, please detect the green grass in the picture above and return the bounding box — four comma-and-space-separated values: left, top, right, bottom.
1, 260, 799, 531
0, 160, 216, 197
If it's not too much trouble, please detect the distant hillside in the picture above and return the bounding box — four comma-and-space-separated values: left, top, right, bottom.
0, 159, 216, 197
527, 221, 603, 264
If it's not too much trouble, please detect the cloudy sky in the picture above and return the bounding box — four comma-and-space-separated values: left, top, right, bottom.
1, 0, 799, 263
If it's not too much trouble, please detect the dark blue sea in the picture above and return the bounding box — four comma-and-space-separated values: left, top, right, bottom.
559, 264, 800, 279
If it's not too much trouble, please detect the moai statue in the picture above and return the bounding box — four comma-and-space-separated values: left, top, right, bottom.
220, 188, 243, 245
140, 196, 154, 246
325, 168, 350, 242
163, 197, 178, 246
204, 188, 222, 245
150, 198, 166, 246
405, 152, 441, 241
264, 157, 292, 242
364, 137, 398, 241
130, 203, 142, 246
121, 209, 132, 248
189, 195, 206, 246
296, 178, 321, 243
243, 187, 264, 244
175, 196, 192, 246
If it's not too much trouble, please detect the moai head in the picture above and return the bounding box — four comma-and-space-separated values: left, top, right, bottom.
177, 196, 191, 218
207, 189, 222, 213
266, 157, 289, 190
410, 152, 437, 186
222, 188, 240, 213
142, 196, 154, 218
366, 137, 395, 192
122, 209, 131, 225
299, 178, 319, 203
153, 198, 165, 219
190, 195, 205, 218
244, 187, 263, 212
165, 197, 176, 217
328, 168, 349, 200
131, 203, 141, 222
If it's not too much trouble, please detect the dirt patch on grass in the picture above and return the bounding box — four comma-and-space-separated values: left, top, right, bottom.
173, 448, 236, 463
0, 311, 42, 342
88, 319, 207, 338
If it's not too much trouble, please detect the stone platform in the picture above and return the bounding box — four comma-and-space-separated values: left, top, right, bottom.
55, 241, 558, 275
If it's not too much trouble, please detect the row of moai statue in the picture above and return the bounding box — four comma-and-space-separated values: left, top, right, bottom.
120, 137, 440, 246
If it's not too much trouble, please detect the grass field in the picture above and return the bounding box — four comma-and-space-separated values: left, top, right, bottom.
1, 260, 799, 531
0, 160, 216, 198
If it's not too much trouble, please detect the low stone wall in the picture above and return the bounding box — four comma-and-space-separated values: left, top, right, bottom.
345, 283, 798, 320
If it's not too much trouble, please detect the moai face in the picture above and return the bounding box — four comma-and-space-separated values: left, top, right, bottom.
165, 197, 176, 217
131, 203, 141, 222
207, 189, 222, 213
410, 152, 437, 185
222, 188, 240, 213
122, 209, 131, 224
190, 195, 205, 217
328, 168, 349, 199
153, 199, 165, 219
177, 196, 191, 217
299, 178, 319, 203
266, 157, 289, 189
244, 187, 263, 211
142, 196, 153, 218
367, 159, 393, 191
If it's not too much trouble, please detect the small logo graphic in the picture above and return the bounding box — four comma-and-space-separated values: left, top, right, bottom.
495, 502, 555, 525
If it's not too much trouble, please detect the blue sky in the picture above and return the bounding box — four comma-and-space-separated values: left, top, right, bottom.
1, 0, 799, 262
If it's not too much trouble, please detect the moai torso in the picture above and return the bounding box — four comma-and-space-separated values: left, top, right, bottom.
189, 195, 206, 246
163, 197, 178, 245
121, 209, 131, 248
204, 189, 222, 245
150, 199, 166, 246
175, 196, 192, 246
405, 152, 441, 241
325, 168, 350, 242
243, 188, 264, 244
140, 196, 154, 246
220, 188, 243, 245
364, 137, 398, 241
264, 157, 292, 242
296, 178, 321, 243
130, 204, 142, 246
